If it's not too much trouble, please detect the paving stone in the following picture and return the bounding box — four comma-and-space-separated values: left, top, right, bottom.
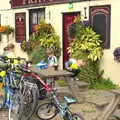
0, 109, 9, 120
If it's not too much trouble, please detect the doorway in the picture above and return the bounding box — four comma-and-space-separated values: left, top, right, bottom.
15, 12, 26, 43
63, 12, 80, 66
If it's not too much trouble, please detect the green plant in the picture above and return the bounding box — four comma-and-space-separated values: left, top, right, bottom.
29, 45, 47, 64
39, 34, 61, 58
28, 21, 61, 63
20, 21, 61, 61
56, 79, 68, 86
68, 24, 103, 61
0, 25, 14, 42
77, 60, 101, 83
89, 77, 119, 90
20, 40, 32, 54
33, 20, 54, 39
67, 20, 105, 87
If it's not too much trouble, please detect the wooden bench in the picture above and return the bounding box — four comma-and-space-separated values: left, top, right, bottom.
97, 89, 120, 120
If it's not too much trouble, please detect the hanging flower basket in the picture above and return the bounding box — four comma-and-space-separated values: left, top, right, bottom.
0, 25, 14, 35
0, 26, 6, 33
0, 25, 14, 42
113, 47, 120, 62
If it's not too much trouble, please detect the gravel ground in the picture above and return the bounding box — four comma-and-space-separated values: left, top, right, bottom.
0, 85, 120, 120
29, 88, 119, 120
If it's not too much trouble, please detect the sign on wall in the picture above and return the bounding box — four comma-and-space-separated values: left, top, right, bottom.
10, 0, 87, 8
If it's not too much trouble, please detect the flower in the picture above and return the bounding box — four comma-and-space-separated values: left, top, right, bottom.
33, 24, 40, 31
0, 25, 14, 35
113, 47, 120, 62
0, 26, 6, 33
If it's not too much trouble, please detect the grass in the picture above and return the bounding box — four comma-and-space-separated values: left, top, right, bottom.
89, 77, 120, 90
56, 77, 119, 90
56, 79, 68, 86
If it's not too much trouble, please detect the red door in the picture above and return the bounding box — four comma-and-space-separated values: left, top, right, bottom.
15, 12, 26, 42
63, 12, 79, 66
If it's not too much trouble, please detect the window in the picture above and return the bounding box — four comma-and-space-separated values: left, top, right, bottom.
89, 5, 111, 49
29, 8, 45, 34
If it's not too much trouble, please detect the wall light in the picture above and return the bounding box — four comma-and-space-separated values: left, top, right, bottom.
84, 7, 87, 19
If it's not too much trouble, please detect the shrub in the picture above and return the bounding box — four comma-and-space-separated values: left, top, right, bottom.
21, 20, 61, 62
29, 45, 47, 64
68, 24, 103, 61
20, 40, 32, 54
89, 77, 119, 90
67, 19, 104, 86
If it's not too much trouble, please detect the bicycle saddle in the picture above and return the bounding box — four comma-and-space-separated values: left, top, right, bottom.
64, 96, 76, 104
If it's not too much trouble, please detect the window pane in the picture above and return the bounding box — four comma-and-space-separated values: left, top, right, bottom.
32, 12, 37, 24
38, 10, 45, 23
29, 8, 45, 34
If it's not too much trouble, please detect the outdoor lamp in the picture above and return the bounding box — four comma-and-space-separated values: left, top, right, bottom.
84, 7, 87, 19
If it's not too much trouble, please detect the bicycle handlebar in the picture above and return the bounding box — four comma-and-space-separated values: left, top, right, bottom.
16, 64, 32, 73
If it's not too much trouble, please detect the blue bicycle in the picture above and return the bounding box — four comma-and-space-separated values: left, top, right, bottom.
37, 89, 84, 120
0, 56, 21, 120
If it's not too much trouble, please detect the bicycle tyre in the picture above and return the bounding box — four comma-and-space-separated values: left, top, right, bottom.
18, 83, 38, 120
37, 102, 57, 120
21, 76, 47, 99
10, 92, 20, 120
72, 113, 85, 120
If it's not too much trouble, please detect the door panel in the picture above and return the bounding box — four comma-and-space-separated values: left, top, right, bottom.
63, 12, 79, 66
15, 12, 26, 43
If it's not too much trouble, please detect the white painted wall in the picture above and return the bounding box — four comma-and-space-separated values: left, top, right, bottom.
0, 0, 120, 84
0, 0, 11, 10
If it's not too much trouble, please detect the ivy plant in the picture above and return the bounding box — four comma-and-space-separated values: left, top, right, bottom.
67, 20, 105, 86
68, 23, 103, 61
21, 20, 61, 63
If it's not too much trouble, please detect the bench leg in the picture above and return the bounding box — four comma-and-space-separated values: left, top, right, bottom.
97, 95, 120, 120
66, 77, 80, 102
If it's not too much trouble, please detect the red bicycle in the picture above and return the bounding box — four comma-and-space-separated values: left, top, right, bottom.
17, 60, 53, 120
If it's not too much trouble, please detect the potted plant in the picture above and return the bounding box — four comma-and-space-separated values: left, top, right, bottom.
113, 47, 120, 62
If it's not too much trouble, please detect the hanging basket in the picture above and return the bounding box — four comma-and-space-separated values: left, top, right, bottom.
113, 47, 120, 62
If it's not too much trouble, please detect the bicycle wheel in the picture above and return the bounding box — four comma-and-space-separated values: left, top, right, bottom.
21, 76, 47, 99
18, 83, 38, 120
72, 113, 84, 120
10, 92, 20, 120
37, 102, 57, 120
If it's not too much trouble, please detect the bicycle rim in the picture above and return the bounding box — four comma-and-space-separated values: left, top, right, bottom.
72, 113, 84, 120
18, 86, 38, 120
37, 102, 57, 120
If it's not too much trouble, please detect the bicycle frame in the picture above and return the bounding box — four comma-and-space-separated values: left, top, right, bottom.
21, 72, 52, 92
51, 90, 75, 120
21, 81, 38, 104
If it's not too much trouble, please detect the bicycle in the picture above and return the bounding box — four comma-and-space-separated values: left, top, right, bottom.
37, 88, 84, 120
0, 56, 22, 120
13, 58, 52, 120
17, 81, 38, 120
0, 56, 39, 120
